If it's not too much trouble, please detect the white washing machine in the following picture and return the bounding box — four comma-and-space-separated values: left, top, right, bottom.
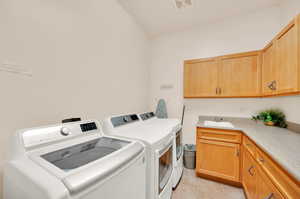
138, 112, 183, 189
102, 114, 174, 199
4, 120, 146, 199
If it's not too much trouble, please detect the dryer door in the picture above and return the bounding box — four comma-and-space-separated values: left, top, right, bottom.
175, 129, 183, 160
158, 143, 173, 194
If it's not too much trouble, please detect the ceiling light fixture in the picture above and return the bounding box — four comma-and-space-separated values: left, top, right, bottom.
174, 0, 192, 9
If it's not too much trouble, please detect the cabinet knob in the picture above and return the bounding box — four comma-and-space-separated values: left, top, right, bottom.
258, 157, 265, 163
236, 149, 240, 157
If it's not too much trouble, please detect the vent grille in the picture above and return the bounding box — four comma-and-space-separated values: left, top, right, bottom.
175, 0, 192, 9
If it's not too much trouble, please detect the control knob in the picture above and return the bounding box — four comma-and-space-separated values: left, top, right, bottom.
61, 127, 70, 136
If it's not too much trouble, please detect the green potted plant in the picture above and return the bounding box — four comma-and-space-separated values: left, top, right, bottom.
252, 109, 287, 128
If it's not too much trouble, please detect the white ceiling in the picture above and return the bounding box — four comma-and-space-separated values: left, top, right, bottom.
118, 0, 282, 37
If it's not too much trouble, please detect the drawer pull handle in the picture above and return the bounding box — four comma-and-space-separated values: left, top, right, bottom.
259, 157, 265, 163
236, 149, 240, 157
248, 166, 255, 176
263, 193, 274, 199
246, 143, 251, 147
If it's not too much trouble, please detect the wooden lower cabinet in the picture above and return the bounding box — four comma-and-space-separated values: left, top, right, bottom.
242, 149, 257, 199
196, 128, 300, 199
257, 168, 284, 199
196, 138, 240, 183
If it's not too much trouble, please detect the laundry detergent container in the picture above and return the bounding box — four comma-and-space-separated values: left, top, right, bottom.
183, 144, 196, 169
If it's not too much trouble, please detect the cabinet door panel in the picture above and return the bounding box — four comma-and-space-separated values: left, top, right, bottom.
262, 43, 277, 96
276, 22, 299, 94
184, 59, 219, 97
196, 139, 240, 182
242, 149, 257, 199
257, 168, 284, 199
219, 53, 261, 97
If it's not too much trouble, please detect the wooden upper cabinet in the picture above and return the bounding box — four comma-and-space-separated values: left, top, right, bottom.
275, 18, 300, 95
219, 52, 262, 97
262, 42, 277, 96
184, 58, 219, 98
184, 51, 261, 98
184, 14, 300, 98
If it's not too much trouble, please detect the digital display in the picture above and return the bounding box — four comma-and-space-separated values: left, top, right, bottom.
80, 122, 97, 132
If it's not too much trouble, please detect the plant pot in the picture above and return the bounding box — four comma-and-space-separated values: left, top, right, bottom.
264, 121, 275, 126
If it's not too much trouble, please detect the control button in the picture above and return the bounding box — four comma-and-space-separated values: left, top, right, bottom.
61, 127, 70, 136
123, 117, 130, 123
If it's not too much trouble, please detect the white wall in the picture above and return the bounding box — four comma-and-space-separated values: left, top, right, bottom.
0, 0, 149, 197
280, 0, 300, 25
149, 5, 300, 145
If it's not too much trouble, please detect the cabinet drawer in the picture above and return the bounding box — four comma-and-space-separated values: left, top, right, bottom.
197, 128, 242, 143
243, 136, 257, 158
257, 166, 285, 199
242, 149, 257, 199
256, 148, 300, 198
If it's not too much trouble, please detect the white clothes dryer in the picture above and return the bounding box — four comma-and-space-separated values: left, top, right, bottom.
102, 114, 174, 199
138, 112, 183, 189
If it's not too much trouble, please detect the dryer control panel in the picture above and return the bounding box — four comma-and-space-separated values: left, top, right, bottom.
139, 112, 155, 121
111, 114, 139, 127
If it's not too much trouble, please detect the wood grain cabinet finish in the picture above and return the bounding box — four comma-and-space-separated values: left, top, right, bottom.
219, 52, 262, 97
185, 14, 300, 98
196, 128, 241, 183
262, 42, 277, 96
184, 51, 261, 98
243, 136, 257, 158
256, 167, 285, 199
197, 128, 242, 143
196, 128, 300, 198
242, 149, 258, 199
262, 16, 300, 96
242, 136, 300, 199
256, 147, 300, 199
275, 18, 300, 95
184, 58, 219, 98
196, 139, 240, 182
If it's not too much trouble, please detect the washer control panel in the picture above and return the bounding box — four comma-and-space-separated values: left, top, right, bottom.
22, 120, 100, 148
80, 122, 97, 132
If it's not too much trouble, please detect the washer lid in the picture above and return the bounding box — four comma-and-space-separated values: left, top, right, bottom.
41, 137, 130, 171
60, 140, 144, 194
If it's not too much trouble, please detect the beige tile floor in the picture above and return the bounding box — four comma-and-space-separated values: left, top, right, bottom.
172, 169, 245, 199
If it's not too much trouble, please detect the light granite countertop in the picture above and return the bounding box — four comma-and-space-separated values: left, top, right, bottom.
197, 116, 300, 182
